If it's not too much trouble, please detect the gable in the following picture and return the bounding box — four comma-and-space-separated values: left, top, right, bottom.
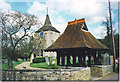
81, 22, 88, 31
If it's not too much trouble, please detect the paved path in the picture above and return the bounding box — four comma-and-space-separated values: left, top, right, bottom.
99, 72, 119, 81
15, 62, 43, 69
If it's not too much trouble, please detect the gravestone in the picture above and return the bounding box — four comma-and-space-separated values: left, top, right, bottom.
45, 57, 50, 65
110, 55, 114, 65
106, 56, 110, 65
101, 55, 104, 65
104, 55, 106, 65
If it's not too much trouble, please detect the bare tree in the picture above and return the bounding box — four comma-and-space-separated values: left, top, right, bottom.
1, 11, 38, 69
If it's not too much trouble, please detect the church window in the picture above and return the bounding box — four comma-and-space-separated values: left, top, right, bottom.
44, 33, 47, 40
34, 33, 37, 37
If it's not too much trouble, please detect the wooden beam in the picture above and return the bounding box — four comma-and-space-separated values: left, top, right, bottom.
88, 55, 91, 67
98, 51, 102, 64
83, 56, 86, 61
57, 55, 60, 65
78, 56, 82, 65
61, 56, 65, 66
108, 0, 116, 72
67, 56, 71, 65
93, 52, 97, 64
73, 56, 76, 65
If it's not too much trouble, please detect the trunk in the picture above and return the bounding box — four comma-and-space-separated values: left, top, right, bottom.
8, 59, 10, 69
8, 58, 13, 69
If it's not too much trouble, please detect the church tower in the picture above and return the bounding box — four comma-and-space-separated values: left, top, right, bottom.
33, 9, 60, 58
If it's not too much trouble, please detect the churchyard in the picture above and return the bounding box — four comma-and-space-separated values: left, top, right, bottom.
1, 1, 119, 81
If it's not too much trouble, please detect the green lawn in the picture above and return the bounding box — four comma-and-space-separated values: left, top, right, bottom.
13, 61, 28, 69
30, 62, 48, 68
1, 61, 28, 69
30, 57, 94, 69
30, 59, 59, 69
60, 57, 79, 65
30, 58, 79, 69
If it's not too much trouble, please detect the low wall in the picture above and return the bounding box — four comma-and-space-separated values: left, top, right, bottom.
91, 65, 113, 77
2, 67, 91, 81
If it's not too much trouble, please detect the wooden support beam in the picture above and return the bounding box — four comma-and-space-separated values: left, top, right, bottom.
98, 51, 102, 64
57, 55, 60, 65
93, 52, 97, 64
67, 56, 71, 65
83, 56, 86, 61
61, 56, 65, 66
73, 56, 76, 65
78, 56, 82, 64
88, 55, 91, 67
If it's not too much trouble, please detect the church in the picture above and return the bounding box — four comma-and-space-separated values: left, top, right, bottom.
30, 11, 60, 62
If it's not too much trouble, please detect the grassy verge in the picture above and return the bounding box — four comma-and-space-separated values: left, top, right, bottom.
30, 62, 48, 68
1, 61, 28, 69
30, 57, 94, 69
13, 61, 28, 69
30, 59, 59, 69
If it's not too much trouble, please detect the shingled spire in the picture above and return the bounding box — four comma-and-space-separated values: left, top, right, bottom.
35, 8, 60, 33
44, 14, 52, 26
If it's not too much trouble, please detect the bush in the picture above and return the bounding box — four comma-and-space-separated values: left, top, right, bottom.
33, 57, 45, 63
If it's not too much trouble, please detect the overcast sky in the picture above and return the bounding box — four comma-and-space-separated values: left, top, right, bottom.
0, 0, 119, 39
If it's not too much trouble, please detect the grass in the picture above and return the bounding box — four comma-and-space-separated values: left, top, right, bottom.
30, 62, 48, 68
1, 61, 28, 69
13, 61, 28, 69
1, 63, 9, 69
60, 57, 79, 65
30, 57, 95, 69
59, 57, 94, 65
30, 59, 59, 69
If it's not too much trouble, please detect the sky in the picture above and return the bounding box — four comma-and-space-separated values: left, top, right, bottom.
0, 0, 119, 39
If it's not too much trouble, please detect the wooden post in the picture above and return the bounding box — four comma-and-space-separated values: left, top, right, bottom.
88, 55, 91, 66
67, 56, 71, 65
83, 56, 86, 62
61, 56, 65, 66
73, 56, 76, 65
108, 0, 116, 72
78, 56, 82, 65
93, 52, 97, 64
98, 51, 102, 64
57, 55, 60, 65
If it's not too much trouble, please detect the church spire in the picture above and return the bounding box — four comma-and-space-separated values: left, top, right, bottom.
35, 8, 60, 33
44, 7, 52, 26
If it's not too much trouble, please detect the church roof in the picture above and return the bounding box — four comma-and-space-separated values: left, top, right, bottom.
35, 14, 60, 33
45, 18, 108, 51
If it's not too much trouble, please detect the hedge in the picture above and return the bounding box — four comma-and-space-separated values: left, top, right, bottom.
33, 57, 46, 63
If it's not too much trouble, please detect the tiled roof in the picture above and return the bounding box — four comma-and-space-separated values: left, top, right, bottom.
45, 18, 107, 51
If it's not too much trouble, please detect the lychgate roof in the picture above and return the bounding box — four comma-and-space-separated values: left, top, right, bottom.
35, 14, 60, 33
45, 18, 107, 51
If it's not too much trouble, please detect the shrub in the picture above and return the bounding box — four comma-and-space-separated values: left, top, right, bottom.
47, 61, 59, 69
33, 57, 45, 63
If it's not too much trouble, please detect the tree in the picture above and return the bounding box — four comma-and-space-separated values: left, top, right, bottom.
1, 11, 38, 69
101, 17, 119, 57
101, 17, 112, 51
100, 3, 119, 71
19, 36, 35, 61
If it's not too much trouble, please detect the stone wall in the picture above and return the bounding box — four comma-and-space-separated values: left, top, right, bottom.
91, 65, 113, 77
2, 67, 91, 81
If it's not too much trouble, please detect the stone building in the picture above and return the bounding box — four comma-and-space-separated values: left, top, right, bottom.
30, 13, 60, 62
